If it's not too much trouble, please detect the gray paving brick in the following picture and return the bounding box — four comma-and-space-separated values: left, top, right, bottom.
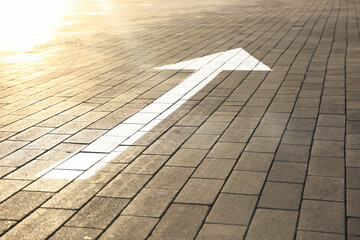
196, 224, 246, 240
275, 144, 310, 162
348, 217, 360, 236
206, 193, 257, 225
149, 204, 208, 240
222, 171, 266, 195
229, 116, 261, 129
268, 161, 307, 183
0, 179, 31, 202
100, 216, 158, 240
122, 154, 168, 174
347, 168, 360, 189
235, 152, 274, 172
1, 208, 75, 240
317, 114, 345, 127
245, 137, 280, 153
219, 128, 253, 143
98, 174, 151, 198
347, 189, 360, 217
166, 149, 208, 167
0, 220, 16, 235
281, 130, 313, 145
311, 140, 344, 158
347, 149, 360, 167
296, 231, 345, 240
193, 158, 235, 179
298, 200, 345, 233
258, 182, 302, 210
50, 227, 102, 240
182, 134, 218, 149
66, 197, 129, 229
287, 118, 316, 131
123, 188, 177, 217
146, 166, 194, 189
207, 142, 245, 159
303, 176, 344, 201
308, 156, 344, 177
0, 191, 52, 220
246, 209, 298, 240
175, 178, 224, 204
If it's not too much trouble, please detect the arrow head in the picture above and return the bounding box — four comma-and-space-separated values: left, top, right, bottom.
155, 48, 272, 72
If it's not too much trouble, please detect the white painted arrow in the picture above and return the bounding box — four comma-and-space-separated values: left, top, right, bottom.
38, 48, 271, 180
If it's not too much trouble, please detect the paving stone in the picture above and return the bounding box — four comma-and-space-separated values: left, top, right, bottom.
245, 137, 280, 153
206, 193, 257, 225
0, 167, 15, 178
275, 144, 310, 162
196, 121, 229, 135
347, 121, 360, 134
24, 134, 69, 150
50, 227, 102, 240
4, 160, 58, 180
9, 127, 54, 141
1, 208, 75, 240
238, 106, 267, 116
122, 155, 168, 174
347, 168, 360, 189
66, 197, 129, 229
0, 220, 16, 235
176, 115, 208, 126
0, 141, 28, 159
303, 176, 344, 201
246, 209, 298, 240
175, 178, 224, 204
196, 224, 246, 240
268, 161, 307, 183
100, 216, 158, 240
222, 171, 266, 195
43, 182, 103, 209
193, 158, 235, 179
207, 142, 245, 159
0, 191, 52, 220
348, 217, 360, 236
347, 134, 360, 149
346, 149, 360, 167
258, 182, 302, 210
253, 124, 286, 138
347, 189, 360, 217
261, 112, 290, 125
287, 118, 316, 131
298, 200, 345, 233
311, 140, 344, 158
308, 156, 344, 177
219, 128, 253, 143
98, 174, 151, 198
110, 146, 146, 163
229, 116, 261, 129
296, 231, 345, 240
166, 148, 208, 167
182, 134, 219, 149
234, 152, 274, 172
146, 166, 194, 189
0, 149, 45, 167
0, 179, 31, 202
149, 204, 208, 240
281, 130, 313, 145
317, 114, 345, 127
314, 126, 345, 141
292, 107, 318, 118
123, 188, 177, 217
64, 129, 106, 144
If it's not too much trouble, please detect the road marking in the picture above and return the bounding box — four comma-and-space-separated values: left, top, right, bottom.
38, 48, 271, 180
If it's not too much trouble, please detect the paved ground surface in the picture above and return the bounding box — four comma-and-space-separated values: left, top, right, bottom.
0, 0, 359, 239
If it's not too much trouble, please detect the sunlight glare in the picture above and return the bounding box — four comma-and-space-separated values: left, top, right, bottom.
0, 0, 70, 53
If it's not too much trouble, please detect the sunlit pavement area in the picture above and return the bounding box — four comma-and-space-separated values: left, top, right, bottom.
0, 0, 359, 239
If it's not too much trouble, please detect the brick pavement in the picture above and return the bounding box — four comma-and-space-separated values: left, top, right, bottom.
0, 0, 359, 239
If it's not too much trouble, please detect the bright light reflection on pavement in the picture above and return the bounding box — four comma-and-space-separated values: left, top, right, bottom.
38, 48, 272, 180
